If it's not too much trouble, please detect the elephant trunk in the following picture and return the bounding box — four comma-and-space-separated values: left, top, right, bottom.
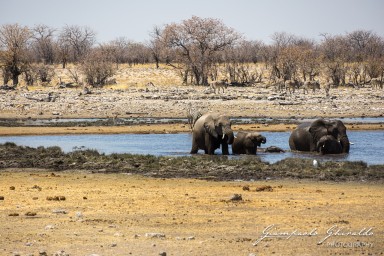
339, 135, 350, 153
223, 126, 234, 144
316, 140, 325, 154
261, 137, 267, 144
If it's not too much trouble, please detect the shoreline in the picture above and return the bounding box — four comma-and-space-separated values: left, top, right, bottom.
0, 123, 382, 136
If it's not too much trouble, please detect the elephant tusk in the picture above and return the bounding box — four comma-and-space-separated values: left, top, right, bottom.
222, 134, 225, 139
350, 142, 354, 145
234, 136, 237, 139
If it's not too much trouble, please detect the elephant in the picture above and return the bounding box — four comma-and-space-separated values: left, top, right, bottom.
232, 131, 266, 155
190, 113, 234, 155
317, 135, 342, 154
289, 119, 350, 154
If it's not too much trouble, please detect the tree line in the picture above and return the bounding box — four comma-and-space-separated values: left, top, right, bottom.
1, 16, 384, 87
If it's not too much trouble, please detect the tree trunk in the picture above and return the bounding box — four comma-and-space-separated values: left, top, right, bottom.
12, 73, 19, 86
192, 66, 200, 85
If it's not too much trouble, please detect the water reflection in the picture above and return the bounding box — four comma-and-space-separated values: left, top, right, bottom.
0, 131, 382, 165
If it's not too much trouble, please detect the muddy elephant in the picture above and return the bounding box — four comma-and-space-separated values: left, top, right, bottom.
232, 131, 266, 155
289, 119, 350, 154
317, 135, 343, 154
190, 113, 234, 155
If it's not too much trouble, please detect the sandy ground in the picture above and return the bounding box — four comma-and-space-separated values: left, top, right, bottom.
0, 170, 382, 256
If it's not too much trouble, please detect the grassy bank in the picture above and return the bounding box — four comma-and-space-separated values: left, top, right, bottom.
0, 143, 382, 182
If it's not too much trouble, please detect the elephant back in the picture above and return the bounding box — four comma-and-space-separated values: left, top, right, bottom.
289, 124, 312, 151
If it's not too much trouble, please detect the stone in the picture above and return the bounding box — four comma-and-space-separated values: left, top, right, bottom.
230, 194, 242, 201
52, 209, 67, 214
145, 233, 166, 238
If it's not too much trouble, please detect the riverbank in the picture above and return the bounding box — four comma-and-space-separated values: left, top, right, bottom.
0, 123, 383, 136
0, 170, 382, 255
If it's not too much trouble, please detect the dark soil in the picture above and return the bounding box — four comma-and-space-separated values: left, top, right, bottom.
0, 142, 382, 182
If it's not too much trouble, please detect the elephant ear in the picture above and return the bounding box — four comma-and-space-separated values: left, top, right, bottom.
309, 119, 327, 142
204, 117, 218, 139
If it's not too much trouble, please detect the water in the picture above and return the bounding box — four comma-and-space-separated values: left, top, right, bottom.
0, 131, 383, 165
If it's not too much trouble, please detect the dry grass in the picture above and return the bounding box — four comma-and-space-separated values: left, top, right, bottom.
111, 64, 182, 88
0, 170, 382, 255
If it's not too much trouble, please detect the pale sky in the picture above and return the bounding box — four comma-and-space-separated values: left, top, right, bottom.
2, 0, 384, 44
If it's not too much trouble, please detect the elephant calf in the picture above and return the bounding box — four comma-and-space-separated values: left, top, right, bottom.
317, 135, 342, 154
232, 131, 266, 155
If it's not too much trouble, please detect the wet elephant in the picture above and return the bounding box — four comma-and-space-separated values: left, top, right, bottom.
289, 119, 350, 154
232, 131, 266, 155
190, 113, 234, 155
317, 135, 343, 154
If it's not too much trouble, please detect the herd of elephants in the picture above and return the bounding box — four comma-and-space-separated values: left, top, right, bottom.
190, 113, 350, 155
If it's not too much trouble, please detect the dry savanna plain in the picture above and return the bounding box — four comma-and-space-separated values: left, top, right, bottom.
0, 64, 383, 255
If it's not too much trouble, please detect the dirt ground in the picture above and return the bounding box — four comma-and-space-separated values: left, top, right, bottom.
0, 170, 382, 256
0, 65, 383, 255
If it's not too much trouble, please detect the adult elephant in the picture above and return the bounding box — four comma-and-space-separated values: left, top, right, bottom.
232, 131, 266, 155
190, 113, 234, 155
289, 119, 350, 154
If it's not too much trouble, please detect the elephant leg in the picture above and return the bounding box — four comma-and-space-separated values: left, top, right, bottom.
205, 135, 216, 155
221, 143, 229, 155
190, 138, 199, 154
207, 145, 216, 155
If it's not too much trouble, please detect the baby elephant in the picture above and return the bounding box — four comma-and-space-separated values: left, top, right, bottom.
317, 135, 342, 154
232, 131, 266, 155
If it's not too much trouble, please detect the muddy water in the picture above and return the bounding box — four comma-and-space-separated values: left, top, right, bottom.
0, 131, 382, 165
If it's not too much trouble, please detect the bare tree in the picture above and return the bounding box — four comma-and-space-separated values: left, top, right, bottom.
0, 23, 32, 85
59, 25, 96, 63
109, 37, 129, 68
320, 34, 349, 86
160, 16, 241, 85
55, 35, 71, 68
31, 24, 56, 64
125, 41, 151, 66
80, 47, 116, 86
148, 26, 164, 69
220, 40, 266, 85
23, 63, 55, 86
266, 32, 300, 81
296, 40, 321, 81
